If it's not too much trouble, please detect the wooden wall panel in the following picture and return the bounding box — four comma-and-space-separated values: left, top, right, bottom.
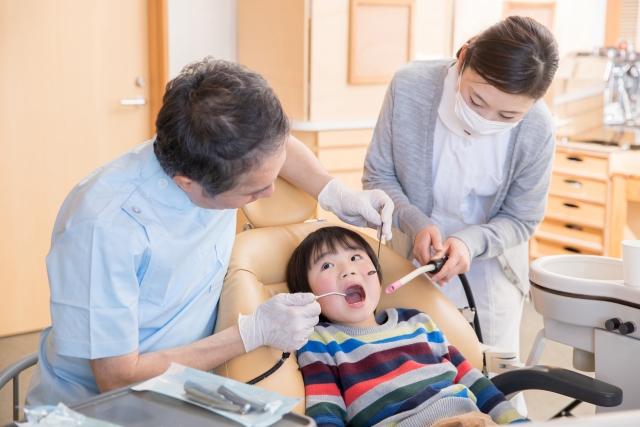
237, 0, 309, 120
309, 0, 390, 121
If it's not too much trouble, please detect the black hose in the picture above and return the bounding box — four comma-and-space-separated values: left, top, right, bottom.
246, 352, 291, 385
458, 273, 483, 344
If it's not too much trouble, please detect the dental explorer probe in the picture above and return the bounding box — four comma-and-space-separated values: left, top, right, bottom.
315, 292, 347, 300
385, 257, 448, 294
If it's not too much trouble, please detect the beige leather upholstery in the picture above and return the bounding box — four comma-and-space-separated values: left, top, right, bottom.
241, 177, 318, 228
214, 221, 483, 414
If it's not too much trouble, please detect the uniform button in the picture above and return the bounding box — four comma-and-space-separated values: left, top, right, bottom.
145, 194, 152, 200
158, 178, 168, 188
132, 206, 141, 214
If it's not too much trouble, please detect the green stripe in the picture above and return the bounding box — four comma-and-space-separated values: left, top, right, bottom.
349, 371, 455, 426
307, 402, 347, 420
468, 375, 493, 397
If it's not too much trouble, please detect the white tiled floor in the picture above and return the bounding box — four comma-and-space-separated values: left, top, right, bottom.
0, 302, 599, 425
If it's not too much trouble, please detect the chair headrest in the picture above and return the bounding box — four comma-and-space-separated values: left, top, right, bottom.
241, 177, 318, 228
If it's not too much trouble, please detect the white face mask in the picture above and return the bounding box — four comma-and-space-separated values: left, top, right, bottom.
454, 70, 522, 137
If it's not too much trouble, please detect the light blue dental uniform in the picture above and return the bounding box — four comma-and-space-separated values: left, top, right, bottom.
26, 139, 236, 405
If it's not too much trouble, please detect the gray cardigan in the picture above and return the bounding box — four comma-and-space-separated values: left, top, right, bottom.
362, 60, 555, 295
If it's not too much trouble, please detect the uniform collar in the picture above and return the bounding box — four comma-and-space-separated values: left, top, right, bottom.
140, 139, 193, 210
437, 63, 468, 138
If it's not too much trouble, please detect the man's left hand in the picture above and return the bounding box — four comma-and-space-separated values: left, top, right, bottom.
318, 179, 394, 240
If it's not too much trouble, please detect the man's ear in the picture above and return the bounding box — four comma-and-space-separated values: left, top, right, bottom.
457, 43, 468, 72
173, 175, 194, 193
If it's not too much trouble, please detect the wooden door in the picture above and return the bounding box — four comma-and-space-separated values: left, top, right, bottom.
0, 0, 167, 337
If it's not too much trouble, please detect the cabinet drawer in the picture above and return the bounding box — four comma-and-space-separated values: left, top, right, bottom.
554, 152, 608, 177
533, 237, 601, 257
545, 195, 605, 228
537, 219, 603, 247
318, 146, 368, 171
550, 173, 607, 203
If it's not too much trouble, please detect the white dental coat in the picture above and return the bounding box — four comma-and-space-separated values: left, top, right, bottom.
427, 65, 525, 354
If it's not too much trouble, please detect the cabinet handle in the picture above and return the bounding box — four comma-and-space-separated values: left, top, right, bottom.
563, 203, 580, 209
565, 224, 583, 231
564, 179, 582, 188
563, 246, 581, 253
567, 156, 583, 162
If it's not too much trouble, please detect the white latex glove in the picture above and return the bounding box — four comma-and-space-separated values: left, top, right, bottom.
237, 293, 321, 353
318, 179, 394, 240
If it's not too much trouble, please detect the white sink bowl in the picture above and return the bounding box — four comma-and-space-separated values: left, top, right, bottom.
530, 255, 624, 296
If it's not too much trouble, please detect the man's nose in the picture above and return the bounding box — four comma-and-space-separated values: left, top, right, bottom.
257, 182, 276, 199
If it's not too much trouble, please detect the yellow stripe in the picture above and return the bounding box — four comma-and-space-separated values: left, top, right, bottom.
313, 322, 441, 345
495, 409, 525, 425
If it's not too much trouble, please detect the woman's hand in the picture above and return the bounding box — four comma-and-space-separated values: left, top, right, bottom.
413, 225, 443, 266
429, 237, 471, 286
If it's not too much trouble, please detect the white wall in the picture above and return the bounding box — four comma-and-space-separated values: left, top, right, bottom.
167, 0, 237, 79
166, 0, 607, 79
453, 0, 607, 59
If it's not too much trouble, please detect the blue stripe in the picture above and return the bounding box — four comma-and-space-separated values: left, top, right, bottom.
474, 385, 503, 409
363, 400, 405, 427
314, 414, 344, 427
299, 328, 445, 358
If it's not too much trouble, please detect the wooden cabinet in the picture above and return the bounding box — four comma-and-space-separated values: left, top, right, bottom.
292, 125, 375, 235
531, 141, 640, 259
238, 0, 394, 122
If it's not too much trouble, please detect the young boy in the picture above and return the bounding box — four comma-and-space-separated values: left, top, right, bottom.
286, 226, 528, 427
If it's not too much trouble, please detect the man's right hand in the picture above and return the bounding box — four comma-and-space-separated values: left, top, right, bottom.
237, 293, 321, 353
413, 224, 443, 267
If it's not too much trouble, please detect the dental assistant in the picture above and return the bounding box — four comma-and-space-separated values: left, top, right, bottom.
27, 58, 394, 406
363, 16, 559, 354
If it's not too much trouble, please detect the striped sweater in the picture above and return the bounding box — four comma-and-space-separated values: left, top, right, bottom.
297, 309, 527, 427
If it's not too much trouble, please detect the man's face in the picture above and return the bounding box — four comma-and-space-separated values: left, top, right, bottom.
173, 147, 287, 210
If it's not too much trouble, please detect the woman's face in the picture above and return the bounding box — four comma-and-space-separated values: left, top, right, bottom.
458, 65, 536, 123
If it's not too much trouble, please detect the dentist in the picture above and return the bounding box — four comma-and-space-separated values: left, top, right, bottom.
27, 58, 394, 405
363, 16, 558, 360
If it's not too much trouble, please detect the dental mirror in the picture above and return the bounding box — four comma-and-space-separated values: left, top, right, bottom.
315, 292, 347, 300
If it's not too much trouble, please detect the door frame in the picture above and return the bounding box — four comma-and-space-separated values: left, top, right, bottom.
148, 0, 169, 137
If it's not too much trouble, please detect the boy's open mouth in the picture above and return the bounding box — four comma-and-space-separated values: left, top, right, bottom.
344, 285, 365, 305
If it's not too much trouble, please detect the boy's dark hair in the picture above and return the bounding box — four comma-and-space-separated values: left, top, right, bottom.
154, 57, 290, 197
456, 16, 559, 100
286, 226, 382, 294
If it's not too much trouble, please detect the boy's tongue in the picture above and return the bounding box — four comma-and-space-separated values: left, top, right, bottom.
345, 285, 364, 304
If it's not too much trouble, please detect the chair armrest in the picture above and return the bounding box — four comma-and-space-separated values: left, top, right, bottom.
0, 351, 38, 390
491, 365, 622, 408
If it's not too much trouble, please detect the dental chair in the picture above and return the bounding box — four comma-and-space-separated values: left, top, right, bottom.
213, 177, 623, 416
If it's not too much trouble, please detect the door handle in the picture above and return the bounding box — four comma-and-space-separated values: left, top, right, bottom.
120, 95, 146, 106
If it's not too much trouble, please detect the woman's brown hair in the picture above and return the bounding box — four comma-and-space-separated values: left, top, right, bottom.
456, 16, 559, 99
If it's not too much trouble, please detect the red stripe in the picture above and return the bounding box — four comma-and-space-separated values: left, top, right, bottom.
339, 343, 433, 376
454, 360, 473, 383
343, 360, 423, 406
306, 383, 342, 397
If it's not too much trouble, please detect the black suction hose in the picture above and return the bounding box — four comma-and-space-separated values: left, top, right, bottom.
458, 273, 483, 344
246, 352, 290, 385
